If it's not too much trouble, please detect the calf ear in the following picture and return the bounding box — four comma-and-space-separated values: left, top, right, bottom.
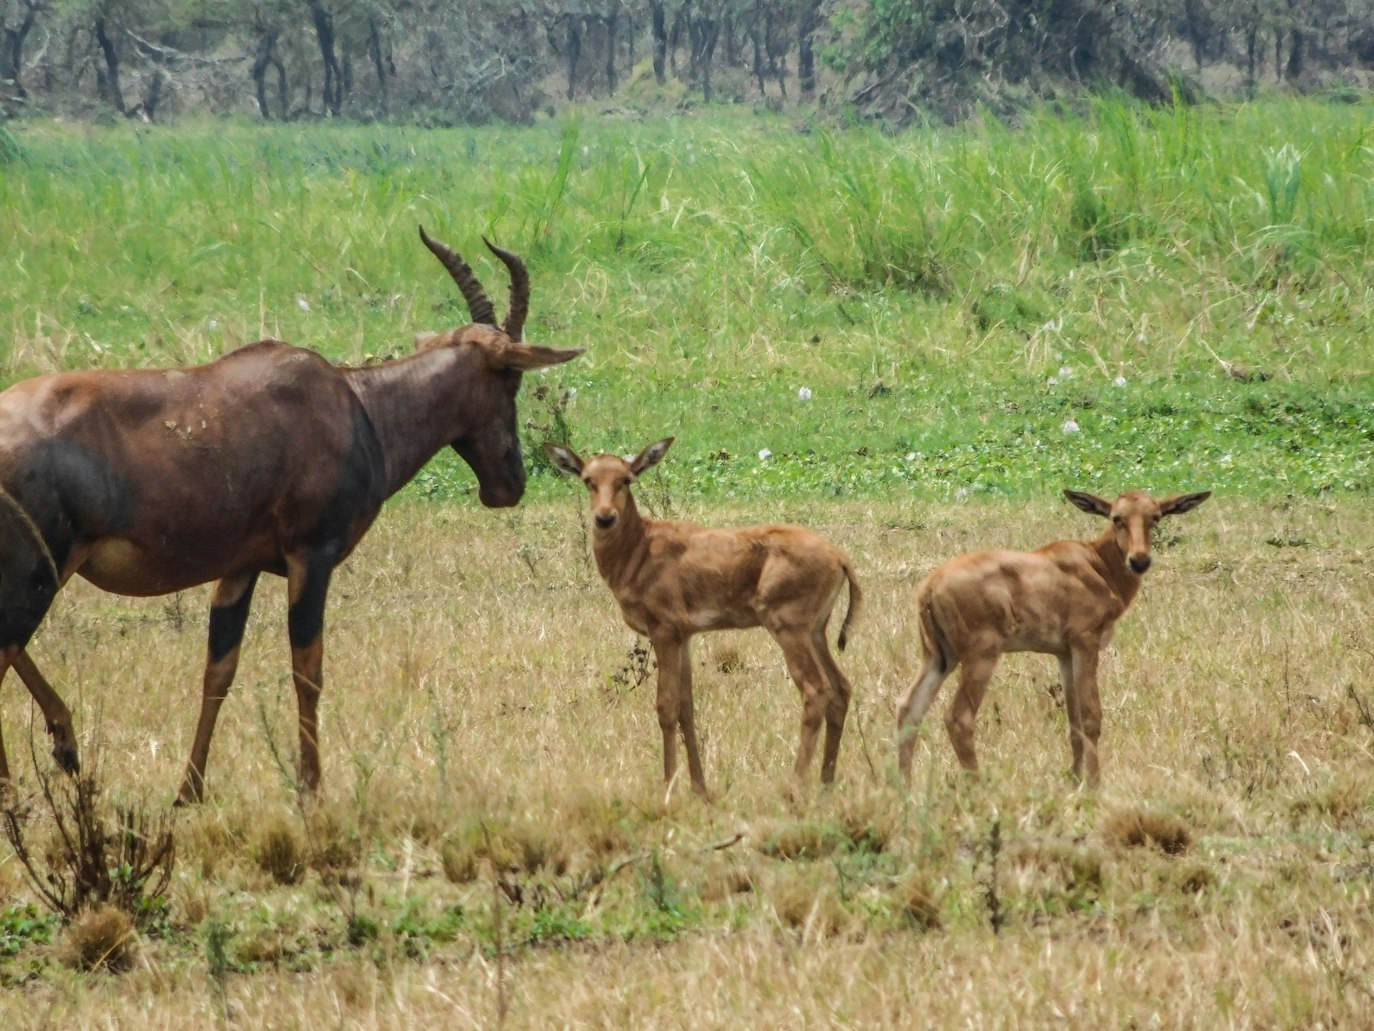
542, 443, 584, 477
1159, 491, 1212, 517
631, 438, 675, 476
1063, 490, 1112, 517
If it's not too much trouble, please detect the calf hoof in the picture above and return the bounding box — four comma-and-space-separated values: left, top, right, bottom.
52, 743, 80, 775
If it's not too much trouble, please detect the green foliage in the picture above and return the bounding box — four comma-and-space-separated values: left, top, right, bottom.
0, 101, 1369, 508
0, 905, 57, 957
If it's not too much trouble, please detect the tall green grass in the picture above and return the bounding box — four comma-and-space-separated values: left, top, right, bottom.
0, 99, 1370, 502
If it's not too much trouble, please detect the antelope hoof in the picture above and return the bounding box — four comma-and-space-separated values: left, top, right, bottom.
52, 741, 80, 775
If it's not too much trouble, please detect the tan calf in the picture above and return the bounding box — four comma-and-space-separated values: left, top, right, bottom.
896, 489, 1210, 788
546, 438, 862, 797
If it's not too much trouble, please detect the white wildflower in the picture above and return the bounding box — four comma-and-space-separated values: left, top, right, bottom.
1062, 419, 1080, 434
206, 318, 219, 331
758, 448, 772, 461
1113, 375, 1128, 387
1058, 366, 1073, 380
296, 295, 311, 312
1047, 376, 1059, 387
797, 386, 813, 401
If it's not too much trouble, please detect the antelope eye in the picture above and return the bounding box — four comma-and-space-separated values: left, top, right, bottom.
1112, 516, 1125, 528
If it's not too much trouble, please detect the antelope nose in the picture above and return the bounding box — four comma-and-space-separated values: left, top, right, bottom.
594, 512, 618, 530
1129, 555, 1152, 573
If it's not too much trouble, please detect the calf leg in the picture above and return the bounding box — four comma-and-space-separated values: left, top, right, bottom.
771, 627, 831, 785
649, 632, 689, 794
813, 627, 852, 785
1069, 645, 1104, 788
944, 654, 1000, 774
178, 571, 260, 804
896, 652, 955, 783
674, 639, 710, 796
1057, 653, 1083, 778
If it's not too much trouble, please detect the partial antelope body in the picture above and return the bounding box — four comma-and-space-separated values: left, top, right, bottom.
896, 489, 1211, 788
546, 438, 862, 797
0, 226, 580, 802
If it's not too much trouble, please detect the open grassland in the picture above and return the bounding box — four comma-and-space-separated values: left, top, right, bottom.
1, 98, 1371, 501
0, 495, 1371, 1028
0, 99, 1372, 1026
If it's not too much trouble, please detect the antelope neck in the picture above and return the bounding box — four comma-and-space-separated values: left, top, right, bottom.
591, 495, 651, 589
344, 346, 482, 497
1086, 531, 1145, 607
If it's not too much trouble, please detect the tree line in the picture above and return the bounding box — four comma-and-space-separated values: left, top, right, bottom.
2, 1, 1371, 125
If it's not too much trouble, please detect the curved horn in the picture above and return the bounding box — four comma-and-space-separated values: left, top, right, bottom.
483, 237, 530, 342
418, 225, 497, 328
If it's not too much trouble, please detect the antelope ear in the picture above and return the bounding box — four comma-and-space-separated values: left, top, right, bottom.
493, 342, 584, 372
542, 443, 584, 477
1063, 490, 1113, 517
1158, 491, 1212, 517
631, 438, 674, 476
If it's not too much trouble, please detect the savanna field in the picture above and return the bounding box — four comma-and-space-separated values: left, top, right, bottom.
0, 99, 1372, 1027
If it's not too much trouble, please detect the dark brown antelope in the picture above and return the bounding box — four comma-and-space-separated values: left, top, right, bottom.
896, 489, 1210, 788
545, 438, 862, 798
0, 227, 580, 802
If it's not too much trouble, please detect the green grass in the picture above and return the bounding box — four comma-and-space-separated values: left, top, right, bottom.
1, 98, 1371, 509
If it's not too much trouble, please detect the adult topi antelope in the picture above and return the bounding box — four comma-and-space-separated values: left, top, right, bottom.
545, 438, 862, 798
895, 489, 1210, 788
0, 226, 581, 802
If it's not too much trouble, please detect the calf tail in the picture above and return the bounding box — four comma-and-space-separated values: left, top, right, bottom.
836, 560, 863, 652
918, 584, 957, 673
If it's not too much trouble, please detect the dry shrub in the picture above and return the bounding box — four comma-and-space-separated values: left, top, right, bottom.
1101, 806, 1193, 856
1008, 838, 1105, 902
557, 788, 638, 862
59, 905, 135, 973
439, 814, 569, 883
713, 645, 746, 674
305, 806, 364, 886
768, 874, 851, 940
1164, 859, 1215, 895
1288, 775, 1373, 828
757, 820, 848, 861
699, 860, 758, 902
253, 817, 306, 886
897, 872, 942, 931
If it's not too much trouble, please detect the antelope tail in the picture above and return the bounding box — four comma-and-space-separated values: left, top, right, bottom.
836, 561, 863, 652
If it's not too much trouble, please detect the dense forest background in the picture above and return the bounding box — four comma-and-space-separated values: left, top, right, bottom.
1, 1, 1373, 125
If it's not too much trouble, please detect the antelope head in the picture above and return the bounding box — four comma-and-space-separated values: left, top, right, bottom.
1064, 489, 1212, 575
418, 225, 582, 507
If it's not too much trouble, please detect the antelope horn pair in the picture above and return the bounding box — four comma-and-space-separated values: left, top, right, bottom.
417, 225, 530, 342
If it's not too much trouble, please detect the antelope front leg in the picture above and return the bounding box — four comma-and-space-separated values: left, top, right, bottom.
287, 552, 337, 798
649, 632, 688, 795
178, 572, 260, 804
1057, 652, 1084, 780
9, 650, 79, 774
674, 639, 710, 797
1070, 645, 1104, 788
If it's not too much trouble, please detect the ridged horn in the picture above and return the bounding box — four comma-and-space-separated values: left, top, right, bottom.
483, 237, 530, 342
418, 225, 497, 328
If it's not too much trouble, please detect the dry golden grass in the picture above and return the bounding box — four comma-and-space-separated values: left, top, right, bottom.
1, 493, 1372, 1028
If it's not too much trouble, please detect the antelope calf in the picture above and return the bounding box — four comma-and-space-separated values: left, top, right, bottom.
545, 438, 862, 797
895, 489, 1210, 788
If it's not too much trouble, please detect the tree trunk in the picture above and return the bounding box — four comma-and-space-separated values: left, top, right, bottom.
309, 1, 343, 116
565, 12, 582, 100
367, 19, 389, 113
251, 29, 279, 119
93, 17, 126, 114
650, 0, 666, 83
605, 3, 619, 95
798, 0, 820, 98
1, 0, 38, 95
